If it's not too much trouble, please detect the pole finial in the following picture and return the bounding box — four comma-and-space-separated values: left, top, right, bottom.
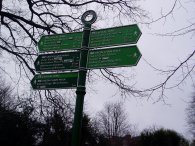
81, 10, 97, 25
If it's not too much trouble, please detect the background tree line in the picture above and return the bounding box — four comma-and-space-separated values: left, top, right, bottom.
0, 75, 194, 146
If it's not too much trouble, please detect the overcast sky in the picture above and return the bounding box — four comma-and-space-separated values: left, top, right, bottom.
0, 0, 194, 141
84, 0, 195, 140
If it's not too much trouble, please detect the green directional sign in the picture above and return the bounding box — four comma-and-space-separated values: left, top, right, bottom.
38, 32, 82, 52
35, 52, 80, 72
38, 24, 141, 52
31, 72, 78, 90
87, 45, 141, 69
90, 24, 141, 48
34, 45, 141, 72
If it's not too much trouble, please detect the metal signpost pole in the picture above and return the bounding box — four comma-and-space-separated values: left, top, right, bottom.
71, 10, 97, 146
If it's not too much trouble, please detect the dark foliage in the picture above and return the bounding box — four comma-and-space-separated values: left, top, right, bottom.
40, 110, 71, 146
0, 106, 42, 146
0, 76, 42, 146
191, 139, 195, 146
141, 128, 189, 146
80, 114, 98, 146
0, 76, 191, 146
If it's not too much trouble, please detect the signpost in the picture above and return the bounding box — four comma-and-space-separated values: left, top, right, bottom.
31, 10, 142, 146
34, 52, 80, 72
31, 72, 78, 90
35, 46, 141, 72
90, 24, 141, 48
38, 32, 82, 52
87, 46, 141, 69
38, 24, 141, 52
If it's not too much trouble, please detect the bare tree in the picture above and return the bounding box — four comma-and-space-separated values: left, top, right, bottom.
97, 101, 134, 138
88, 0, 195, 101
0, 0, 144, 75
187, 88, 195, 138
0, 0, 147, 102
141, 0, 195, 101
0, 76, 15, 109
0, 0, 193, 104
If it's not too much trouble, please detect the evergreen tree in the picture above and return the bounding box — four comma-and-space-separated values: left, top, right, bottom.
140, 128, 189, 146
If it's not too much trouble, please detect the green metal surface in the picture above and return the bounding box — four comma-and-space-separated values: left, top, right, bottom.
38, 32, 82, 52
34, 52, 80, 72
71, 11, 95, 146
31, 72, 78, 90
72, 87, 85, 146
90, 24, 141, 48
38, 24, 141, 52
87, 45, 142, 69
35, 46, 141, 72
